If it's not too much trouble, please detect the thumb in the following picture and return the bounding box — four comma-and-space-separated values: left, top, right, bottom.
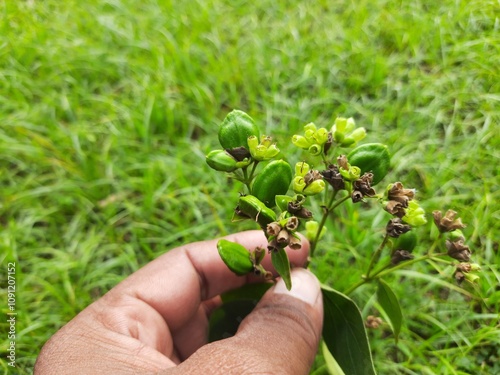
171, 269, 323, 375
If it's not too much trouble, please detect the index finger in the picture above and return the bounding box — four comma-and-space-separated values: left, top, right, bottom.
107, 230, 310, 331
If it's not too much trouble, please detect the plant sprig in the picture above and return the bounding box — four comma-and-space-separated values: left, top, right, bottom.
206, 109, 483, 375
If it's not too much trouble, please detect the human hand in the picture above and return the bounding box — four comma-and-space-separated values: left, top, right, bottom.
34, 230, 323, 374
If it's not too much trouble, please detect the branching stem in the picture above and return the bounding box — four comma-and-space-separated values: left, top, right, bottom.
365, 233, 390, 279
344, 236, 446, 295
310, 191, 350, 258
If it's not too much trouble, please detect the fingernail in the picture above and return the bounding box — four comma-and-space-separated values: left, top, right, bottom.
273, 269, 320, 306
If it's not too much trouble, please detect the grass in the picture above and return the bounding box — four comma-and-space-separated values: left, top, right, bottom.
0, 0, 499, 373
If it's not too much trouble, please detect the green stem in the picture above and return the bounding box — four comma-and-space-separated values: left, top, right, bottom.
427, 232, 442, 256
321, 153, 330, 168
241, 167, 251, 192
240, 161, 259, 193
372, 252, 448, 279
344, 235, 446, 295
249, 160, 259, 181
344, 278, 366, 296
365, 233, 390, 279
309, 191, 350, 258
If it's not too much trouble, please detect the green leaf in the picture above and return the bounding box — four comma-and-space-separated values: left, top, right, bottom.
321, 285, 377, 375
377, 279, 403, 342
217, 239, 254, 276
322, 341, 347, 375
271, 248, 292, 290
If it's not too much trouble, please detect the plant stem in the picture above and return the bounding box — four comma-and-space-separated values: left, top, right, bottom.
344, 278, 366, 296
249, 161, 259, 181
343, 235, 446, 295
309, 191, 350, 258
240, 161, 259, 193
321, 153, 330, 168
365, 233, 390, 279
372, 252, 448, 279
241, 167, 251, 192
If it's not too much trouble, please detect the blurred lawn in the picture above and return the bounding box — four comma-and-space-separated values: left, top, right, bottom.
1, 0, 499, 373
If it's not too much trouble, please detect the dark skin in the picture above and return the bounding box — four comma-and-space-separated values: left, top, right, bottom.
34, 230, 323, 374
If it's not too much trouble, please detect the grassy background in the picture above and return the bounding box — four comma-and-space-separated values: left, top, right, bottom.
1, 0, 499, 373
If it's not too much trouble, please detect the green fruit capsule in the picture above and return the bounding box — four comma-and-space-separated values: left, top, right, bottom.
393, 231, 417, 253
347, 143, 390, 185
206, 150, 238, 172
218, 110, 260, 150
251, 160, 293, 207
237, 195, 277, 228
217, 239, 254, 276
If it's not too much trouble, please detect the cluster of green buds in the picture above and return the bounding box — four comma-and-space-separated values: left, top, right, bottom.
291, 123, 329, 156
331, 117, 367, 147
432, 209, 479, 284
247, 135, 280, 161
292, 162, 326, 195
292, 117, 366, 157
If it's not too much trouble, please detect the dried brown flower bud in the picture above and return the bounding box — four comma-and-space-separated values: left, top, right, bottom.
277, 229, 290, 244
288, 235, 302, 250
387, 182, 415, 207
433, 209, 466, 233
456, 263, 472, 273
351, 172, 376, 203
287, 201, 302, 214
354, 173, 376, 196
255, 264, 274, 281
321, 164, 345, 190
384, 200, 406, 218
251, 247, 266, 267
386, 218, 412, 238
285, 216, 299, 231
446, 238, 471, 262
454, 270, 465, 284
365, 315, 383, 329
351, 190, 364, 203
297, 207, 313, 219
337, 154, 349, 170
304, 170, 323, 187
287, 196, 312, 219
267, 238, 279, 253
226, 146, 251, 161
266, 222, 282, 237
391, 250, 415, 265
